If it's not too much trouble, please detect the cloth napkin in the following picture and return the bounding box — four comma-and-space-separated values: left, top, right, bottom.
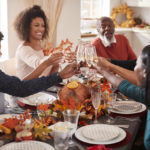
87, 145, 112, 150
17, 100, 36, 110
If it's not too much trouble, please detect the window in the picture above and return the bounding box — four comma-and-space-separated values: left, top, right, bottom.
80, 0, 103, 35
81, 0, 102, 19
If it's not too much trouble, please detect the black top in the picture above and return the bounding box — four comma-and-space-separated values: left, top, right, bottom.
111, 59, 137, 71
0, 70, 62, 97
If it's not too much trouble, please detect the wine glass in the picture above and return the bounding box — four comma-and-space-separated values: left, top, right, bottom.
62, 109, 80, 146
90, 86, 101, 124
84, 45, 97, 66
84, 45, 98, 77
76, 40, 86, 65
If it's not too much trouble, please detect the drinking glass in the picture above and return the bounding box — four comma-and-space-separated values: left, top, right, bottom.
76, 41, 86, 65
84, 44, 97, 68
90, 86, 101, 124
77, 41, 97, 77
53, 122, 70, 150
104, 92, 117, 124
62, 109, 80, 146
84, 44, 98, 78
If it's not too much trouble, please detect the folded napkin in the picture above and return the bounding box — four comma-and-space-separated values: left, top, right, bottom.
87, 145, 112, 150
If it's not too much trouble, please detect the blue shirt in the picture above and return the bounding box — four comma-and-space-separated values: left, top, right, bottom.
0, 70, 62, 97
118, 80, 150, 150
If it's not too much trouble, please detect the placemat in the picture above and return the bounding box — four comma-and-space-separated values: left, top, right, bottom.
106, 131, 131, 148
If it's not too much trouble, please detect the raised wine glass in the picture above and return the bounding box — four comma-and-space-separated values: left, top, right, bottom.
84, 44, 98, 77
76, 41, 89, 79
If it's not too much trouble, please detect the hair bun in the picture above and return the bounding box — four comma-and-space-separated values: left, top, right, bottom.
32, 5, 41, 10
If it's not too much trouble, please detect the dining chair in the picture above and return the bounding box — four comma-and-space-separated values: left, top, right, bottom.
0, 58, 17, 107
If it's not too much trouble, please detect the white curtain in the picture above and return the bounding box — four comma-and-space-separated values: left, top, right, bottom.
31, 0, 64, 45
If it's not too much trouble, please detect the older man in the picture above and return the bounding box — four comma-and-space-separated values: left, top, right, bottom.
91, 17, 137, 60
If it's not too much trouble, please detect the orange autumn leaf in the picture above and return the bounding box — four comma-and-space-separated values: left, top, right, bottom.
60, 98, 76, 110
42, 38, 73, 56
61, 40, 65, 45
66, 38, 72, 45
53, 103, 64, 112
60, 99, 68, 106
3, 118, 19, 129
76, 103, 84, 111
68, 97, 76, 109
37, 104, 49, 111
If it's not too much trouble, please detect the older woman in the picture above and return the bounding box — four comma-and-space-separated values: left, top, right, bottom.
93, 45, 150, 150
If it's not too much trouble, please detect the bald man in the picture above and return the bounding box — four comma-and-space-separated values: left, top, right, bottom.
91, 17, 137, 60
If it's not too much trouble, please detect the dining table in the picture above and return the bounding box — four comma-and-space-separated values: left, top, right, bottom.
0, 91, 147, 150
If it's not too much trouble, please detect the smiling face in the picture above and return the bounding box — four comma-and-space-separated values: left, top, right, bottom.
97, 17, 115, 41
29, 17, 45, 41
134, 56, 146, 87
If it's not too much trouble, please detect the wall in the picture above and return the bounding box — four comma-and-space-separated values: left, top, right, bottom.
132, 7, 150, 24
7, 0, 80, 57
109, 0, 150, 56
7, 0, 32, 58
56, 0, 80, 50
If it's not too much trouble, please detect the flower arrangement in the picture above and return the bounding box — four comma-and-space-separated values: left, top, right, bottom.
0, 110, 53, 141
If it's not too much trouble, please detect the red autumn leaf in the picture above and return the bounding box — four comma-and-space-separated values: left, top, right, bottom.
78, 121, 88, 126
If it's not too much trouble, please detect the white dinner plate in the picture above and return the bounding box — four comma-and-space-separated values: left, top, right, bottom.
75, 124, 126, 145
111, 101, 146, 115
81, 124, 120, 142
18, 92, 56, 106
0, 141, 54, 150
113, 101, 142, 113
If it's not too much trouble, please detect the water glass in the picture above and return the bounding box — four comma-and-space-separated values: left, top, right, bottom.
53, 123, 70, 150
63, 109, 80, 146
104, 92, 117, 124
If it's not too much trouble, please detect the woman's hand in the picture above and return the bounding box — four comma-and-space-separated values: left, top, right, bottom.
96, 57, 112, 71
46, 52, 63, 66
92, 61, 124, 89
58, 63, 79, 79
64, 51, 76, 63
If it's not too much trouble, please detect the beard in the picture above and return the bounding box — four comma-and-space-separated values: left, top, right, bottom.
103, 33, 112, 46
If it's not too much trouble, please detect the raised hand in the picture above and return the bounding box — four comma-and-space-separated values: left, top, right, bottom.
64, 51, 76, 63
96, 57, 112, 71
59, 63, 79, 79
47, 52, 63, 66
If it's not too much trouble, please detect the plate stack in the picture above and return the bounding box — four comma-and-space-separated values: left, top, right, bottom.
75, 124, 126, 145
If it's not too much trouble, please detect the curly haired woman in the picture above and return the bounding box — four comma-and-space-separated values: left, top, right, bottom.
14, 5, 62, 79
